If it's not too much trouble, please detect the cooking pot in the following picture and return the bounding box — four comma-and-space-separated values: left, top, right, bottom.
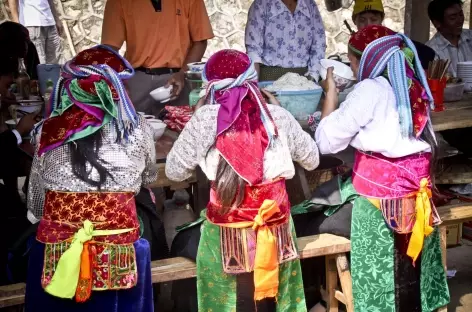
324, 0, 353, 12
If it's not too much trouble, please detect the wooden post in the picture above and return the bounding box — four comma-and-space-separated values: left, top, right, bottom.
404, 0, 431, 43
335, 253, 354, 312
325, 255, 339, 312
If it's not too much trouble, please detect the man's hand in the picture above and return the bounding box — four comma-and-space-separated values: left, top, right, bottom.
8, 0, 20, 23
56, 22, 64, 37
320, 67, 339, 119
165, 71, 186, 98
16, 113, 39, 136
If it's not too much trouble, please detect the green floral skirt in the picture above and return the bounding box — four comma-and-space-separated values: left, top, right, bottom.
351, 197, 450, 312
196, 219, 307, 312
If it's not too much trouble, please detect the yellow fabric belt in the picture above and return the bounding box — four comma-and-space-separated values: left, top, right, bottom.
210, 199, 284, 301
368, 178, 433, 263
45, 220, 135, 299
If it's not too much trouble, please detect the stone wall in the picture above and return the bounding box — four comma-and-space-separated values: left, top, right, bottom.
0, 0, 470, 62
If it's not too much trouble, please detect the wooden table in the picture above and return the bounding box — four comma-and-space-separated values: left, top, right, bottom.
432, 93, 472, 131
298, 93, 472, 132
155, 129, 178, 161
148, 129, 197, 190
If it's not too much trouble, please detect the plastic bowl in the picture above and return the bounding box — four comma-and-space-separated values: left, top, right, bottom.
18, 103, 43, 113
444, 82, 465, 102
147, 119, 167, 140
259, 81, 323, 120
5, 119, 16, 130
187, 62, 206, 73
150, 86, 172, 103
320, 59, 356, 91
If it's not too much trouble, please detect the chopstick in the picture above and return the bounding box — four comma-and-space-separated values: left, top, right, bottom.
427, 59, 451, 80
344, 20, 354, 34
440, 59, 451, 80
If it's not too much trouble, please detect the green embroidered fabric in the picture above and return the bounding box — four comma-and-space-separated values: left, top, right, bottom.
351, 197, 450, 312
196, 219, 307, 312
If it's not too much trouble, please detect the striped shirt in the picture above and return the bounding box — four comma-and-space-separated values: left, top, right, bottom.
426, 29, 472, 76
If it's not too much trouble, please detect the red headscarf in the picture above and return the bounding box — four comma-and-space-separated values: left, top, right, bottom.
203, 50, 277, 185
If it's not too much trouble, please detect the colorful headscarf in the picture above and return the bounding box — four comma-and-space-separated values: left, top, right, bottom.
202, 50, 278, 185
348, 25, 434, 138
38, 45, 137, 156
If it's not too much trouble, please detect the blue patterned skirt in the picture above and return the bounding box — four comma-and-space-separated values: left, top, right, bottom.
25, 238, 153, 312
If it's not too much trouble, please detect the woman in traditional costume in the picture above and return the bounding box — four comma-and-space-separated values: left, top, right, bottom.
314, 25, 450, 311
25, 45, 157, 311
165, 49, 319, 311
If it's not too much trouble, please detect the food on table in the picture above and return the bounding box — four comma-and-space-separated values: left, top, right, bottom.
159, 106, 193, 132
264, 73, 321, 92
260, 74, 323, 120
446, 74, 462, 84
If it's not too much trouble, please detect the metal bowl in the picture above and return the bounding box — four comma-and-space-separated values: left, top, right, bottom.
185, 71, 202, 81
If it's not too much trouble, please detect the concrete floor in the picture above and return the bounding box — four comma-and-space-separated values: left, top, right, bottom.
446, 239, 472, 311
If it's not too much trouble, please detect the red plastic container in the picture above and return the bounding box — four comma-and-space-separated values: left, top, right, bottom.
428, 78, 447, 112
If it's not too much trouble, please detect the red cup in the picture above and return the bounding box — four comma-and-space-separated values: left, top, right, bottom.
428, 78, 447, 112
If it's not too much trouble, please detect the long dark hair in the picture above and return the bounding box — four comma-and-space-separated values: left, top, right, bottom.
421, 121, 439, 189
0, 21, 29, 58
70, 130, 113, 189
215, 157, 246, 214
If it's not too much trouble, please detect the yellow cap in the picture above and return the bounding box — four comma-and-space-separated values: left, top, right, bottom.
353, 0, 384, 16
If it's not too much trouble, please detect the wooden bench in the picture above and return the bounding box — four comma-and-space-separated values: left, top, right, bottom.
0, 233, 352, 311
2, 203, 472, 311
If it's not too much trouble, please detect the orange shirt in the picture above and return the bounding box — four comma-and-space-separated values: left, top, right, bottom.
101, 0, 214, 69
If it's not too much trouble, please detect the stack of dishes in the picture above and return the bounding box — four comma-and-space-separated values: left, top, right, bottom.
137, 112, 167, 141
457, 62, 472, 92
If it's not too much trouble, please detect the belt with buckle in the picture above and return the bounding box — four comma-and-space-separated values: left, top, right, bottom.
135, 67, 181, 75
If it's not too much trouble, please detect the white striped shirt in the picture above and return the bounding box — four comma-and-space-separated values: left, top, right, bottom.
426, 29, 472, 76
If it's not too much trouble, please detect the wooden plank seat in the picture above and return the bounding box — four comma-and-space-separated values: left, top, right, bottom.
0, 234, 352, 311
2, 203, 472, 310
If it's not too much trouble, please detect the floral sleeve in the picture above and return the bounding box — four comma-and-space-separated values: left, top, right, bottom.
245, 0, 265, 64
308, 111, 322, 133
307, 1, 326, 80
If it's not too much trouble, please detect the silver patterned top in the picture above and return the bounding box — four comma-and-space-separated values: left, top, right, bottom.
165, 104, 319, 182
27, 116, 158, 223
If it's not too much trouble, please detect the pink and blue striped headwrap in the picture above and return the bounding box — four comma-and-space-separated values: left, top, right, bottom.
349, 25, 434, 138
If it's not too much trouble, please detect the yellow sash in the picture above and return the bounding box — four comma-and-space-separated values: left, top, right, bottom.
45, 220, 134, 299
210, 199, 283, 300
369, 178, 433, 263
